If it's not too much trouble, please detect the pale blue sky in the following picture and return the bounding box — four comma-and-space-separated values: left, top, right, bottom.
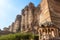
0, 0, 41, 30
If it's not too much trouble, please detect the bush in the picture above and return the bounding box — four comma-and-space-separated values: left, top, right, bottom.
0, 32, 38, 40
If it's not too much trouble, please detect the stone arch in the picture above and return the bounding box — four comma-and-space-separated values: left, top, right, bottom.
51, 29, 54, 31
51, 29, 55, 37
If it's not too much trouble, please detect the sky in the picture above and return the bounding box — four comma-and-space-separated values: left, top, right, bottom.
0, 0, 41, 30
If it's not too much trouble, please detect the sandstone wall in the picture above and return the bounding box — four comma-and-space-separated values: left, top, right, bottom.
7, 0, 60, 34
9, 23, 14, 32
13, 15, 21, 33
48, 0, 60, 29
21, 2, 36, 33
39, 0, 51, 25
21, 9, 25, 31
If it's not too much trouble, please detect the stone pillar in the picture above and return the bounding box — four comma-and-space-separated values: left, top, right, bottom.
57, 29, 59, 37
38, 28, 42, 40
54, 28, 58, 37
54, 28, 56, 37
39, 30, 41, 40
46, 28, 48, 34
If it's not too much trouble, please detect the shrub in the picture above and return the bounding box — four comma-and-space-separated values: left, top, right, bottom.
0, 32, 38, 40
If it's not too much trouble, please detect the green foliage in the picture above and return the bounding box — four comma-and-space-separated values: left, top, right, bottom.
0, 32, 38, 40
